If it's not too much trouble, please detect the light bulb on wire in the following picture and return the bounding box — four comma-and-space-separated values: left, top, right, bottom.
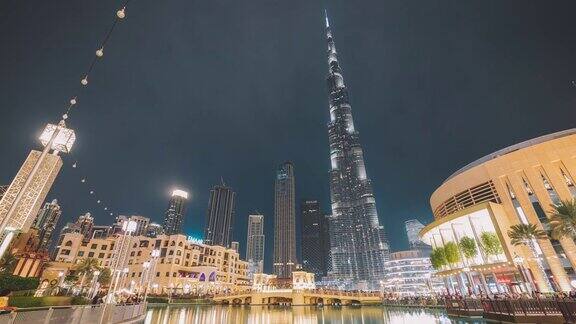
117, 8, 126, 19
96, 47, 104, 57
81, 77, 88, 86
70, 97, 77, 105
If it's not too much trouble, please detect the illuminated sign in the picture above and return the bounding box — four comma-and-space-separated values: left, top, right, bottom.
187, 236, 203, 245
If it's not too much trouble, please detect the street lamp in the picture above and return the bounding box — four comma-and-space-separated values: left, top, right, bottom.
89, 270, 101, 299
138, 261, 150, 300
0, 121, 75, 261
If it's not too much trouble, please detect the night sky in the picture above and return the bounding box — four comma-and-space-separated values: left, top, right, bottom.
2, 1, 576, 273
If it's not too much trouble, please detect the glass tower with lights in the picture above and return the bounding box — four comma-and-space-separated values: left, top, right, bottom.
324, 13, 390, 287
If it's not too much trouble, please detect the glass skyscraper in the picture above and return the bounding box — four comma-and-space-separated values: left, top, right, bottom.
162, 189, 188, 235
33, 199, 62, 251
204, 183, 236, 247
300, 200, 330, 278
324, 13, 390, 287
273, 162, 297, 278
246, 214, 265, 275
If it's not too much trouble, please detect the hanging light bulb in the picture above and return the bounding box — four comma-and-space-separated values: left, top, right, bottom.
72, 162, 77, 168
81, 178, 86, 183
70, 97, 77, 105
81, 76, 88, 86
97, 200, 101, 204
110, 212, 113, 216
62, 113, 68, 120
96, 47, 104, 57
104, 207, 108, 210
117, 7, 126, 19
90, 190, 94, 195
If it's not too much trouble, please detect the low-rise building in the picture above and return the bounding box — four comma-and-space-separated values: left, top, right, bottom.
48, 232, 250, 294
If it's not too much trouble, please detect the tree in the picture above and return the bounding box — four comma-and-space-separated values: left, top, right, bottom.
507, 223, 553, 292
549, 199, 576, 240
98, 268, 112, 286
74, 258, 101, 295
459, 236, 478, 259
0, 252, 17, 274
443, 242, 461, 265
430, 247, 447, 270
508, 224, 548, 246
480, 232, 503, 256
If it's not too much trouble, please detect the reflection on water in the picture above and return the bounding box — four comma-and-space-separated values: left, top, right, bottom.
144, 305, 487, 324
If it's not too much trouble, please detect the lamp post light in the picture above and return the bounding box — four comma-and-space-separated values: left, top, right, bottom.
144, 249, 160, 302
0, 121, 75, 261
138, 261, 150, 300
89, 270, 101, 299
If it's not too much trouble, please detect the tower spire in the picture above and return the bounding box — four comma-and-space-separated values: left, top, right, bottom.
324, 10, 330, 28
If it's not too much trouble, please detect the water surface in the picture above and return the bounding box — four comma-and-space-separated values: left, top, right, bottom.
144, 305, 487, 324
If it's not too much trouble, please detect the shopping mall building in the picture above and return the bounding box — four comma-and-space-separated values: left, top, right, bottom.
420, 129, 576, 294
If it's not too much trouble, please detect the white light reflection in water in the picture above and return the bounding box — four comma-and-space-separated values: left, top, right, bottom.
145, 306, 487, 324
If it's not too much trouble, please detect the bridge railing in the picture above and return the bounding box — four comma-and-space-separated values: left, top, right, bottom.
0, 302, 147, 324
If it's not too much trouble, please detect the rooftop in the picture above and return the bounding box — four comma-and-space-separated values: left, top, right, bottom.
445, 128, 576, 183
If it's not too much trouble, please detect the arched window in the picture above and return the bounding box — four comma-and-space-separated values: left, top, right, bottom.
65, 241, 72, 247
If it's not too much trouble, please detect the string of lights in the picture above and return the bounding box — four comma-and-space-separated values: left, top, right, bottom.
56, 0, 133, 219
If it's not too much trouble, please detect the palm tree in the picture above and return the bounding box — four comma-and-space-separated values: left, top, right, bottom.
75, 258, 101, 294
0, 252, 17, 274
508, 224, 553, 292
549, 199, 576, 240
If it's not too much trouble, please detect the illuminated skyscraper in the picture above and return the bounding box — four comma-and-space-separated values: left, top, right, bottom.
246, 214, 265, 275
324, 13, 389, 286
405, 219, 427, 249
163, 190, 188, 235
33, 199, 62, 250
273, 162, 297, 278
204, 183, 236, 247
301, 200, 330, 278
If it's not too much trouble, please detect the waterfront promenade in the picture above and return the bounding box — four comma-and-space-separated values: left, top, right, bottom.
212, 289, 381, 305
0, 302, 147, 324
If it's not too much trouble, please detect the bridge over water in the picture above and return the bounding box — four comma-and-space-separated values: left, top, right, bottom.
213, 289, 382, 306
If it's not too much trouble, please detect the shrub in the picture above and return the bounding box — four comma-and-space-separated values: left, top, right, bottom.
8, 296, 71, 308
146, 297, 168, 304
70, 296, 89, 305
0, 274, 39, 296
443, 242, 461, 265
459, 236, 478, 259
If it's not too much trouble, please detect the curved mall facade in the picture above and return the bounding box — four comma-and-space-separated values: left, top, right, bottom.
420, 129, 576, 293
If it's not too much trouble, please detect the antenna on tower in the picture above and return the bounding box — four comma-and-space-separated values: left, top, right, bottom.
220, 176, 226, 186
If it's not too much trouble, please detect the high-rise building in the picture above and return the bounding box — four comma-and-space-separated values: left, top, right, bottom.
300, 200, 330, 278
324, 13, 389, 286
204, 183, 236, 247
231, 241, 239, 253
33, 199, 62, 250
405, 219, 427, 248
246, 214, 265, 275
76, 212, 94, 240
273, 162, 297, 278
163, 189, 188, 235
